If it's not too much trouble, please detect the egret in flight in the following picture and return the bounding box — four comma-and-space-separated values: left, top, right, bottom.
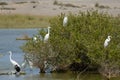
44, 26, 51, 43
9, 51, 21, 74
63, 16, 68, 26
104, 36, 111, 48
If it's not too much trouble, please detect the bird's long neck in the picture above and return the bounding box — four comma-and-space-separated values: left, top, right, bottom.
48, 28, 50, 34
107, 37, 111, 42
9, 52, 12, 62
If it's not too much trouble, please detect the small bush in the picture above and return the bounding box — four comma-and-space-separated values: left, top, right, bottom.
30, 1, 37, 3
53, 0, 80, 8
53, 0, 58, 5
95, 3, 99, 7
95, 3, 110, 9
0, 2, 8, 5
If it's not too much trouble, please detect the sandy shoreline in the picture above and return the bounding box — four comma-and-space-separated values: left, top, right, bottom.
0, 0, 120, 16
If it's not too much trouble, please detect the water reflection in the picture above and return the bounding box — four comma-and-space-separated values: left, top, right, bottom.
24, 72, 75, 80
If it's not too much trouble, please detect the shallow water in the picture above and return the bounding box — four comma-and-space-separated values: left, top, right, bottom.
0, 29, 39, 80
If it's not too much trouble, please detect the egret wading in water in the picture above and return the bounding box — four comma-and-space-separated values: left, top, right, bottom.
63, 15, 68, 26
9, 51, 21, 74
44, 26, 51, 43
104, 36, 111, 48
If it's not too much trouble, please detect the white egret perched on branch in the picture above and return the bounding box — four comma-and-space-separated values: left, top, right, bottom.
9, 51, 21, 74
63, 16, 68, 26
44, 26, 51, 43
33, 36, 37, 41
104, 36, 111, 48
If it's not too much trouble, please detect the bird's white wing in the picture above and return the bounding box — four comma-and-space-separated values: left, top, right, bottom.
11, 59, 20, 67
44, 34, 49, 42
63, 17, 68, 26
104, 39, 109, 48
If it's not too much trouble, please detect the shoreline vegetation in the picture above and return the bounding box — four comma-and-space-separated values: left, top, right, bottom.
0, 14, 51, 29
0, 0, 119, 29
0, 0, 120, 79
21, 10, 120, 80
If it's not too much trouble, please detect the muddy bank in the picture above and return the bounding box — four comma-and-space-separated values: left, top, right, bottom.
0, 0, 119, 16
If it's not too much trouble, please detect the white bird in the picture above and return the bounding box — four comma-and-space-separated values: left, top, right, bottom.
104, 36, 111, 48
9, 51, 21, 74
44, 26, 51, 43
33, 36, 37, 42
63, 16, 68, 26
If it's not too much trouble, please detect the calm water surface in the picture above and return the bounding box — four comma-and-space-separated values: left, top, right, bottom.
0, 29, 119, 80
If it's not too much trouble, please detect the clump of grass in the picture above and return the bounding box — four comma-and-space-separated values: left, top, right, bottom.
15, 2, 27, 4
64, 3, 80, 8
53, 0, 58, 5
33, 5, 37, 8
53, 0, 80, 8
0, 7, 16, 10
0, 2, 8, 5
95, 3, 99, 7
30, 1, 37, 3
95, 3, 110, 9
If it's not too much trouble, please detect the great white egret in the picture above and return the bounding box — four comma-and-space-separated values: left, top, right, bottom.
44, 26, 51, 43
63, 16, 68, 26
104, 36, 111, 48
9, 51, 21, 74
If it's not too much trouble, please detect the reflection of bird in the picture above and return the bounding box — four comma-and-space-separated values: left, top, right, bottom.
44, 26, 51, 43
9, 51, 21, 74
44, 60, 52, 73
63, 16, 68, 26
28, 60, 33, 71
21, 59, 27, 69
21, 55, 33, 71
104, 36, 111, 48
